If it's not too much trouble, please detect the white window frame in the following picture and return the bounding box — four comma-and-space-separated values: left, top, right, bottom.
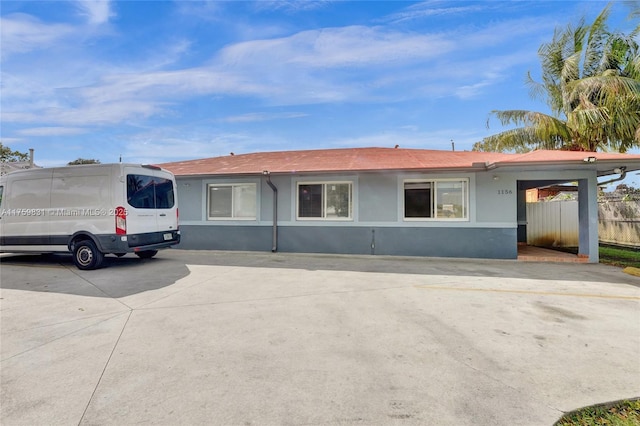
403, 178, 469, 221
207, 183, 257, 220
296, 181, 353, 221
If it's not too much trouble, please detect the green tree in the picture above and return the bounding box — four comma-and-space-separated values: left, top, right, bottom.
474, 4, 640, 153
0, 142, 29, 162
68, 158, 101, 165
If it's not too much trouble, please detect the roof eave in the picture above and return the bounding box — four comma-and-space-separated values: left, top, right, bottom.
172, 165, 489, 177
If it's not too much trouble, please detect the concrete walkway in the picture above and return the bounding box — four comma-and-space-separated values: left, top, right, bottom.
517, 245, 589, 263
1, 250, 639, 425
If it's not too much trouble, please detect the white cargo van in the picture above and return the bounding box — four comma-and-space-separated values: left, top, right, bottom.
0, 163, 180, 270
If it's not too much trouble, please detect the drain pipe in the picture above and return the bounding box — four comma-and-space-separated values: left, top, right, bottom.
598, 167, 627, 187
262, 171, 278, 252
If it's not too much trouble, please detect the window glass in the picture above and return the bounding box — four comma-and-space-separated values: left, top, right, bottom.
436, 181, 465, 218
404, 182, 432, 218
127, 175, 175, 209
155, 179, 175, 209
326, 183, 351, 218
234, 184, 257, 218
209, 186, 233, 218
297, 182, 353, 220
298, 184, 323, 218
0, 186, 3, 207
208, 183, 256, 219
404, 179, 468, 220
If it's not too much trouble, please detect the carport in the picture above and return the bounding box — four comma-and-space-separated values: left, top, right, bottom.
491, 151, 639, 263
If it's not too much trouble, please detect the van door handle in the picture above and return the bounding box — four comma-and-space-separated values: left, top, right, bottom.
159, 213, 167, 217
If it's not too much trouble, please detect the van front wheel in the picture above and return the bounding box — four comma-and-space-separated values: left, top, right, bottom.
73, 240, 104, 270
136, 250, 158, 259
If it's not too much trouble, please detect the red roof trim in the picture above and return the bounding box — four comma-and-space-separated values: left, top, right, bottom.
159, 147, 640, 176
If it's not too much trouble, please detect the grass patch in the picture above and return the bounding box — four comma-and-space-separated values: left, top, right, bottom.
599, 245, 640, 268
554, 399, 640, 426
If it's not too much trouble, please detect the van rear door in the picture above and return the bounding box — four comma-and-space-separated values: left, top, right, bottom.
124, 167, 178, 236
152, 170, 178, 234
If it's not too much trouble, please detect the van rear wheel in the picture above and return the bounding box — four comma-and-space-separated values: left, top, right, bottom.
73, 240, 104, 270
136, 250, 158, 259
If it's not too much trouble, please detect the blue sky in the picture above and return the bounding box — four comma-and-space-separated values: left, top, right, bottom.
1, 1, 638, 173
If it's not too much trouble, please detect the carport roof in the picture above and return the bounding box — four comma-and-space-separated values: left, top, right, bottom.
159, 147, 640, 176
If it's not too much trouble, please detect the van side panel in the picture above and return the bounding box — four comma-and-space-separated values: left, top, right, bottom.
50, 168, 113, 237
1, 170, 53, 245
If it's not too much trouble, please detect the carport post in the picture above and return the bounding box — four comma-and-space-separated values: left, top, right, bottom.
578, 178, 599, 263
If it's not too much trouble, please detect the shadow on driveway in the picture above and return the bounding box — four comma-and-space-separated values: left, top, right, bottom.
171, 249, 639, 286
0, 252, 191, 298
1, 248, 638, 300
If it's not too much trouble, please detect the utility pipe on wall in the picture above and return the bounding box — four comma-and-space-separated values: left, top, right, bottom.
598, 167, 627, 187
263, 171, 278, 252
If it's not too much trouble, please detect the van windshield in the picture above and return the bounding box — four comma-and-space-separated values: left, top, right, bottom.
127, 175, 175, 209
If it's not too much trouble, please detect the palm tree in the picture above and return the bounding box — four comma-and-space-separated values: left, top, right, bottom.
474, 4, 640, 153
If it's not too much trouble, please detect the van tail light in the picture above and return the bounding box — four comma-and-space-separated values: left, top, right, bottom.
115, 206, 127, 235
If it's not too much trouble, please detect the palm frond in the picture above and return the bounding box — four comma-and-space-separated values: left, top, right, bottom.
484, 3, 640, 153
584, 4, 611, 76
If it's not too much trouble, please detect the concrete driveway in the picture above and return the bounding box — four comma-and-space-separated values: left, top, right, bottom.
1, 250, 639, 425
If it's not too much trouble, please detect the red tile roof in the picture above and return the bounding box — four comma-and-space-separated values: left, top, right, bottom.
159, 147, 640, 176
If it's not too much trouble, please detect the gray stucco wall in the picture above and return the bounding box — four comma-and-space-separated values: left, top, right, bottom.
177, 225, 517, 259
173, 167, 600, 261
174, 171, 522, 259
358, 174, 398, 222
474, 172, 518, 223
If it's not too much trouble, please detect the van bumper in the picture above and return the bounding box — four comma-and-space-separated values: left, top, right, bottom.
96, 230, 180, 253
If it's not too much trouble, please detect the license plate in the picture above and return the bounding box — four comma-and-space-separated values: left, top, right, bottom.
163, 233, 173, 241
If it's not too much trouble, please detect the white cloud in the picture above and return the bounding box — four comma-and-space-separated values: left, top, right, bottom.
0, 7, 546, 131
221, 112, 308, 123
0, 137, 25, 145
329, 127, 485, 152
122, 130, 266, 164
0, 2, 114, 59
16, 127, 88, 136
253, 0, 336, 13
2, 100, 167, 126
0, 13, 74, 58
220, 26, 453, 69
73, 0, 114, 25
174, 1, 225, 22
383, 1, 488, 24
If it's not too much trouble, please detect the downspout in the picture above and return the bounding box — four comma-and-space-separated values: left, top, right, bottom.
597, 167, 627, 187
263, 171, 278, 252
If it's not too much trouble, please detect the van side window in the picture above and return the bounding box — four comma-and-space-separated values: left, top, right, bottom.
127, 175, 175, 209
0, 186, 3, 207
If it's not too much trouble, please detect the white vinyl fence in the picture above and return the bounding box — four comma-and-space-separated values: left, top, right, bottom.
526, 201, 579, 247
527, 199, 640, 248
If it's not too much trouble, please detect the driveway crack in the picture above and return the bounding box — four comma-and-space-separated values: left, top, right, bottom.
78, 310, 132, 426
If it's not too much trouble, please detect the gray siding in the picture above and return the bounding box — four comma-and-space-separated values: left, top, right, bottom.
177, 225, 516, 259
475, 172, 517, 223
174, 168, 599, 261
176, 178, 204, 221
358, 174, 398, 222
177, 226, 273, 251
